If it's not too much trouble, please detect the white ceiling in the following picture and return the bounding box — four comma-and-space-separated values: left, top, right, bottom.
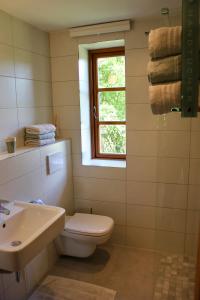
0, 0, 181, 32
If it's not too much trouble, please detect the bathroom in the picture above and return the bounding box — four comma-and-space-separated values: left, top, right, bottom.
0, 0, 199, 299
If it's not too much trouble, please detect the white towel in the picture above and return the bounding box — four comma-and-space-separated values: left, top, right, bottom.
25, 132, 56, 140
25, 124, 56, 135
25, 138, 55, 147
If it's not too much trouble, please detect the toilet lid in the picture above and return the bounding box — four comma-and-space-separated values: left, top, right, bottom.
64, 213, 114, 237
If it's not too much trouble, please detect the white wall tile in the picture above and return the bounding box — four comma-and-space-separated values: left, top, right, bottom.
127, 181, 157, 206
74, 176, 126, 203
156, 231, 185, 254
189, 159, 200, 184
190, 132, 200, 158
39, 139, 71, 162
0, 44, 14, 76
126, 182, 187, 209
52, 81, 79, 106
60, 130, 81, 154
158, 131, 190, 158
54, 105, 80, 130
0, 10, 12, 45
13, 18, 49, 56
18, 107, 53, 127
41, 158, 74, 212
127, 156, 157, 182
186, 210, 200, 234
110, 225, 126, 245
126, 48, 149, 77
14, 48, 51, 81
158, 113, 190, 131
157, 157, 189, 184
127, 104, 160, 130
126, 76, 149, 104
0, 168, 44, 202
125, 19, 162, 50
0, 149, 40, 185
157, 183, 187, 209
0, 77, 16, 108
75, 198, 126, 225
51, 56, 78, 82
0, 108, 19, 139
185, 234, 198, 257
50, 30, 78, 57
156, 208, 186, 233
73, 154, 126, 180
188, 185, 200, 210
127, 204, 156, 228
126, 227, 156, 250
191, 112, 200, 130
127, 131, 158, 156
16, 79, 52, 108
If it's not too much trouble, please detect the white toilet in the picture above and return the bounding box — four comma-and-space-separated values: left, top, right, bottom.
56, 213, 114, 257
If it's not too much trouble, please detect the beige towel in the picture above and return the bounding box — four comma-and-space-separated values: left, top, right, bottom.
25, 132, 55, 140
148, 55, 181, 84
25, 124, 56, 135
25, 138, 55, 147
149, 26, 181, 59
149, 81, 181, 115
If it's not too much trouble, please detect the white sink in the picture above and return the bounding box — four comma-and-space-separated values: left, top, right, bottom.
0, 201, 65, 272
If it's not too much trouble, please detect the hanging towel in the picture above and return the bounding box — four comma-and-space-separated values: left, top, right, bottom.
149, 81, 181, 115
149, 26, 181, 59
25, 124, 56, 135
25, 138, 56, 147
148, 55, 182, 84
25, 132, 56, 140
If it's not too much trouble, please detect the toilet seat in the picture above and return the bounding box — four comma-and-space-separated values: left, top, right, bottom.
63, 213, 114, 237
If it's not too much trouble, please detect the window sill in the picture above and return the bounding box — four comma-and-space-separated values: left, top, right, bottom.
82, 158, 126, 168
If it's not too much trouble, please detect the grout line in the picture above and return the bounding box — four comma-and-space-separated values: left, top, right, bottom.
184, 118, 192, 254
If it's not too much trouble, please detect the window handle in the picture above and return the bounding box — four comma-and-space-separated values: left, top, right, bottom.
93, 106, 98, 120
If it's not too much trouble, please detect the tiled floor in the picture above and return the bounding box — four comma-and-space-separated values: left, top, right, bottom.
45, 244, 197, 300
49, 244, 159, 300
153, 254, 195, 300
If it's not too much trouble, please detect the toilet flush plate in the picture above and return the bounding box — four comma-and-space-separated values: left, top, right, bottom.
46, 152, 64, 175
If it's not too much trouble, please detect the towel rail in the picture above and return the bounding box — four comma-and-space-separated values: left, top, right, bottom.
181, 0, 199, 117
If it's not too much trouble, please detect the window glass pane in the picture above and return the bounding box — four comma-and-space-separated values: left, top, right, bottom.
99, 125, 126, 154
99, 91, 126, 121
98, 56, 125, 88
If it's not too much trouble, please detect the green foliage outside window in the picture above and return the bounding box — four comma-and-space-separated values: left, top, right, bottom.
97, 56, 126, 155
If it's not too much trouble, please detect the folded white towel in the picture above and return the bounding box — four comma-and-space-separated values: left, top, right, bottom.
25, 138, 56, 147
25, 124, 56, 135
25, 132, 56, 140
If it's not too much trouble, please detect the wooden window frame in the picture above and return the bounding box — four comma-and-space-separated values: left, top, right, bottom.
89, 47, 126, 160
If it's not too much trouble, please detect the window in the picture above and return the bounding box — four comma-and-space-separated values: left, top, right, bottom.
89, 47, 126, 160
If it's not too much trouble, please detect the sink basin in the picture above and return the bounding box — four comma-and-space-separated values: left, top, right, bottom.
0, 201, 65, 272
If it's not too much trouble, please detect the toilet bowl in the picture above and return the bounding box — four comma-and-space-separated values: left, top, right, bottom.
56, 213, 114, 258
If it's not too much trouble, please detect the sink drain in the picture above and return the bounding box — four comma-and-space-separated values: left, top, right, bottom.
11, 241, 22, 247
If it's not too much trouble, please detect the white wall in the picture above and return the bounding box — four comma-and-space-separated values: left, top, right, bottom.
0, 9, 52, 153
0, 140, 74, 300
50, 16, 200, 256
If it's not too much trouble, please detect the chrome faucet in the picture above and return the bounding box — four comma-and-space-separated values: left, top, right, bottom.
0, 200, 10, 215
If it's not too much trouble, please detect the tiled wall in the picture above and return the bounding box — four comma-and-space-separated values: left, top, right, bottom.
0, 9, 52, 153
50, 17, 200, 256
0, 140, 74, 300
